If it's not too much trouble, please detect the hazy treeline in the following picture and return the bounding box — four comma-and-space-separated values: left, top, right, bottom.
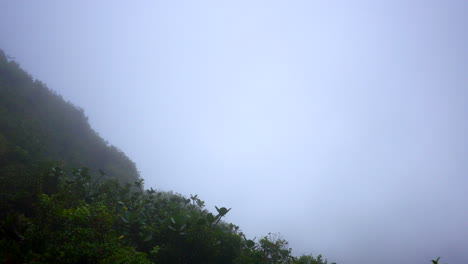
0, 49, 140, 211
0, 50, 336, 263
3, 48, 442, 264
1, 166, 336, 264
0, 48, 447, 264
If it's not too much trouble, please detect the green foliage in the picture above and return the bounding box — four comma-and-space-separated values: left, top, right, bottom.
0, 48, 140, 192
293, 254, 336, 264
0, 165, 337, 264
258, 233, 293, 264
0, 48, 446, 264
0, 48, 342, 263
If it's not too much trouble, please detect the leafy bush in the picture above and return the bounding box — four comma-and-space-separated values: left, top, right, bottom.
0, 166, 337, 264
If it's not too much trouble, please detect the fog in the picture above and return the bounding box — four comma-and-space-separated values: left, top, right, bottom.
1, 1, 467, 263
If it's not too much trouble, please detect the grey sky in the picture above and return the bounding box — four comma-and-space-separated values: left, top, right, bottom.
1, 1, 467, 263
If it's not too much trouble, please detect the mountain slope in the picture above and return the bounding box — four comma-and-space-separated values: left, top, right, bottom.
0, 49, 140, 190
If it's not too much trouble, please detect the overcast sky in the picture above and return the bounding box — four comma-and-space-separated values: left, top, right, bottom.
1, 1, 467, 263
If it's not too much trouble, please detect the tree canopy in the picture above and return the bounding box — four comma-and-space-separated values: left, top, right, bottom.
1, 49, 441, 263
0, 49, 141, 215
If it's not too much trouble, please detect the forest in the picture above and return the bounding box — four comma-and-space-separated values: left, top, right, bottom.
0, 49, 336, 263
0, 49, 447, 264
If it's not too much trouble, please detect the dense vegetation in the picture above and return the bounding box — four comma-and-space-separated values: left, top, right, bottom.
1, 167, 335, 264
0, 49, 139, 185
0, 49, 140, 217
0, 49, 335, 263
1, 50, 445, 263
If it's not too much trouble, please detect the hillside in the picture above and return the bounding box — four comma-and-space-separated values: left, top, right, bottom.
0, 49, 140, 180
0, 50, 341, 264
0, 49, 449, 264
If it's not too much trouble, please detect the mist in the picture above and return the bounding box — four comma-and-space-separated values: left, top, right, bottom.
1, 1, 467, 263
